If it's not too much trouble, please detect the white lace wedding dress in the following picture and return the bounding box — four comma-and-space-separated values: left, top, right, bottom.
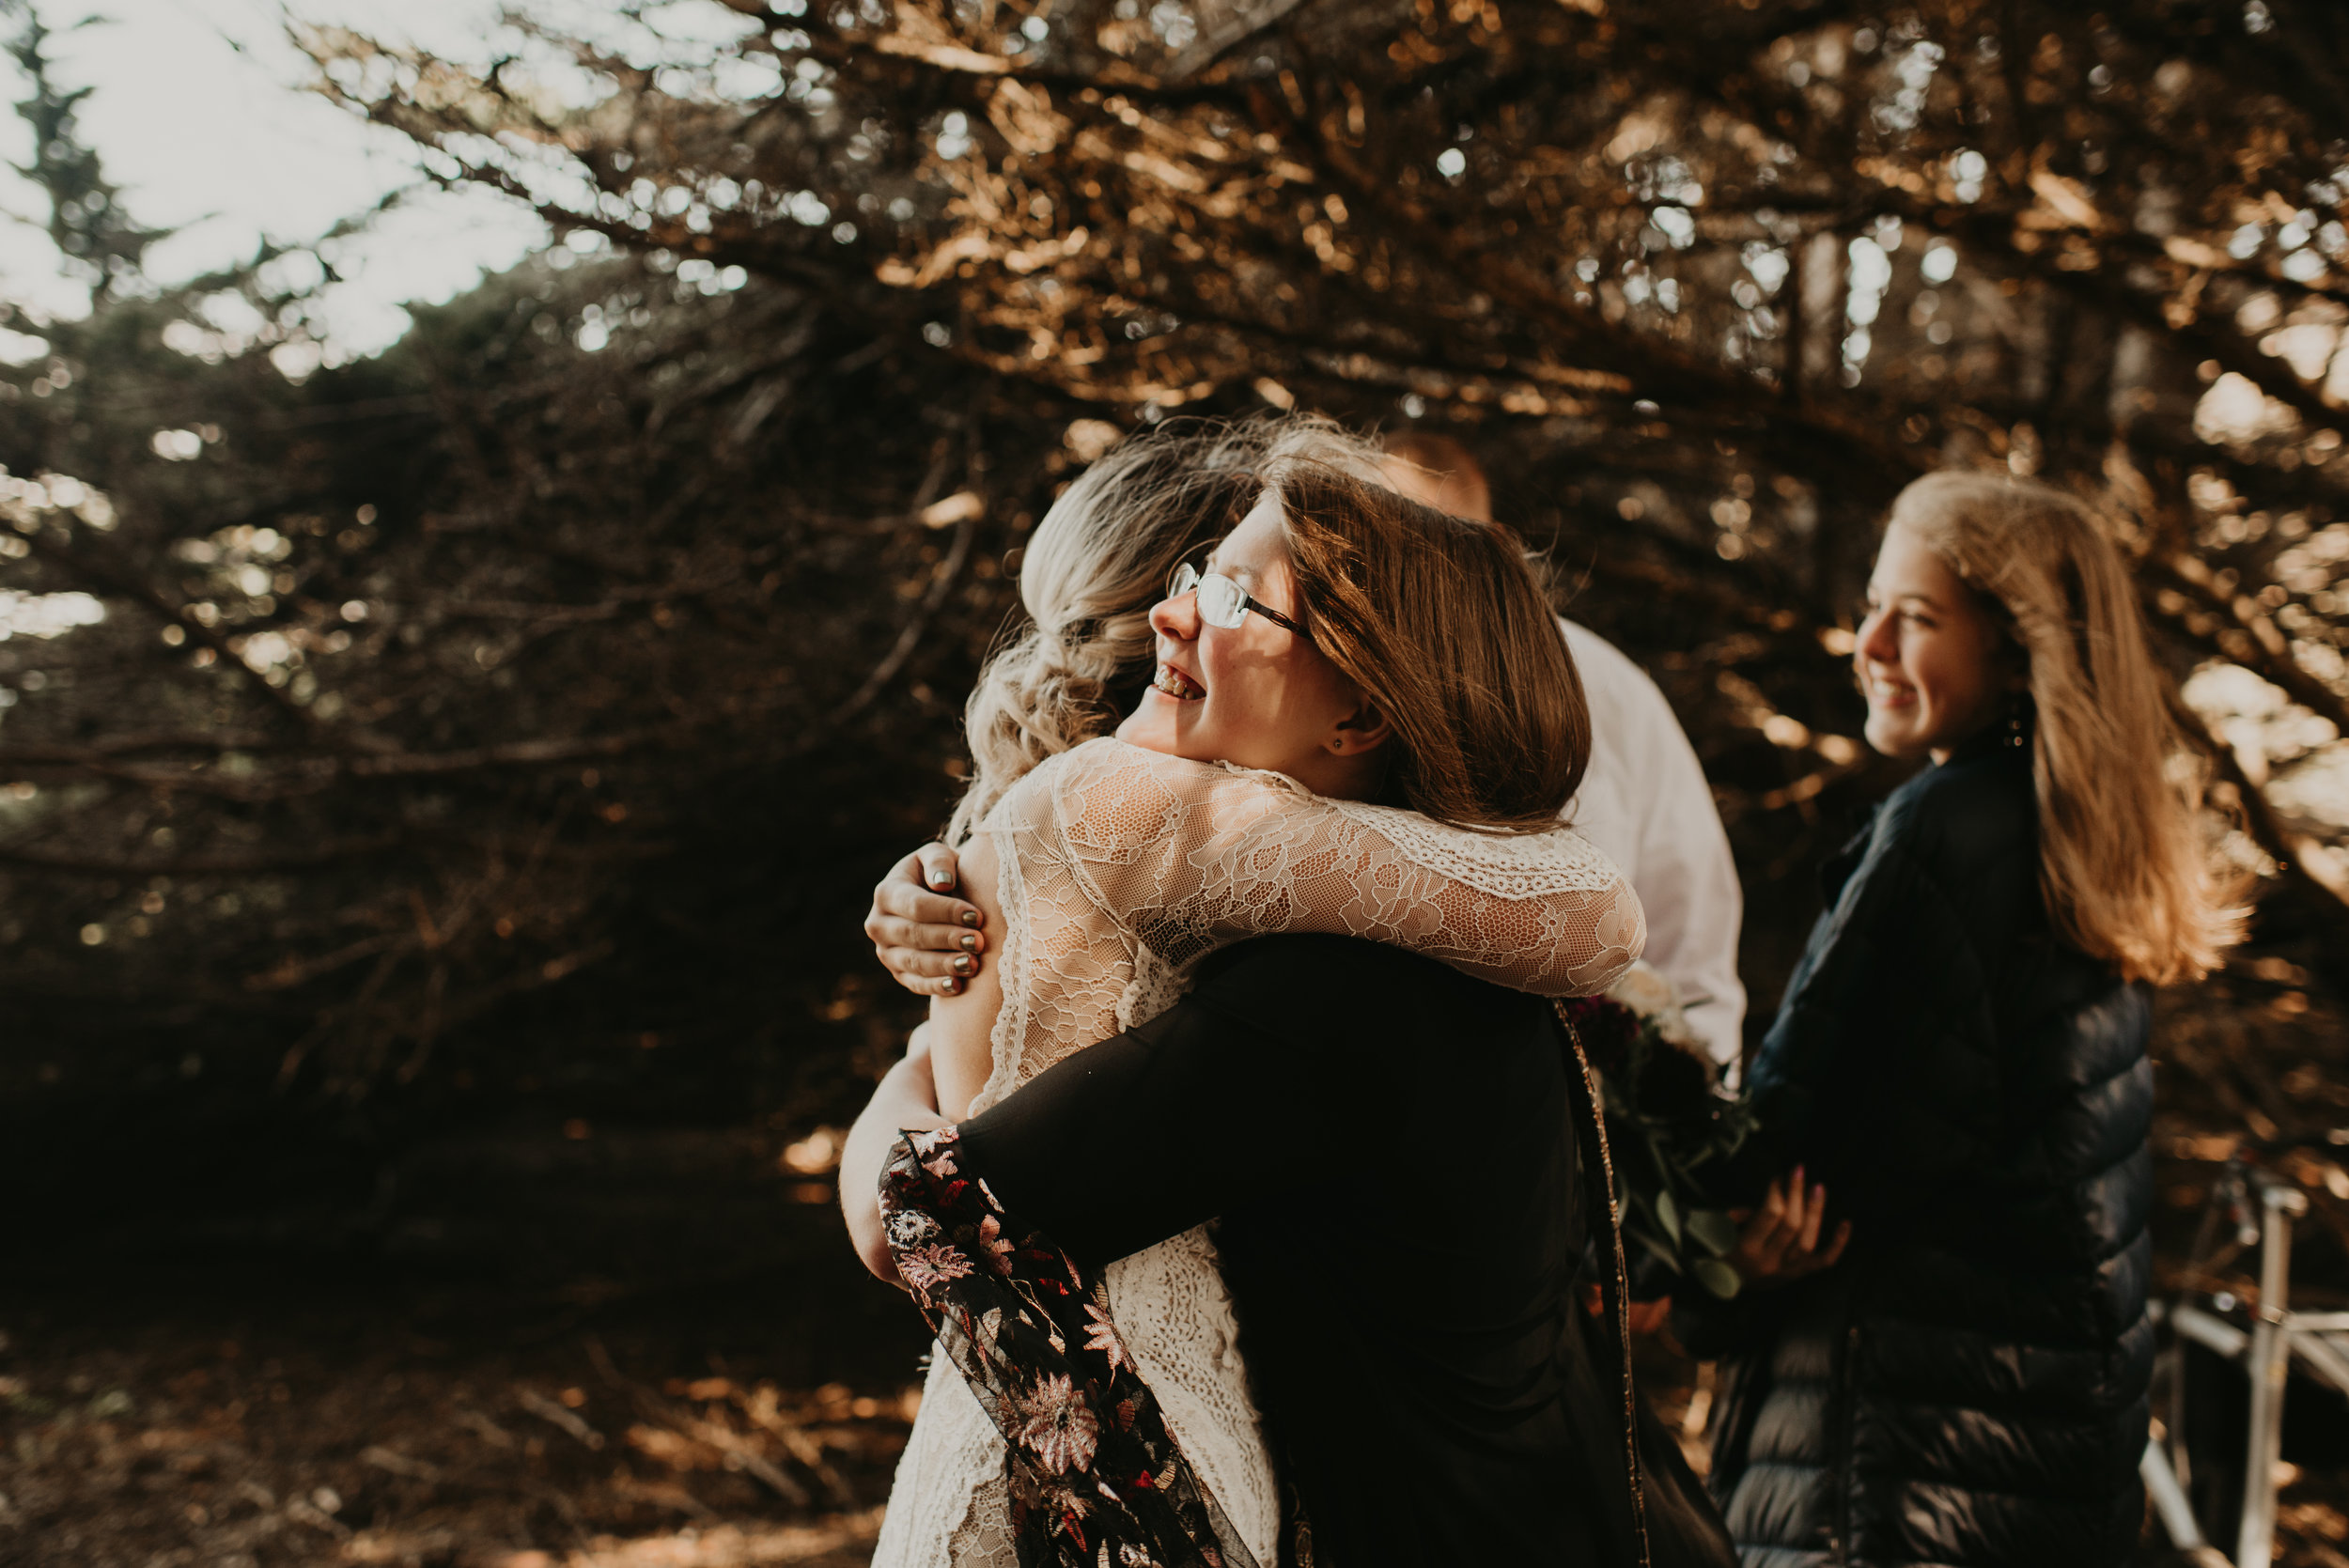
869, 737, 1645, 1568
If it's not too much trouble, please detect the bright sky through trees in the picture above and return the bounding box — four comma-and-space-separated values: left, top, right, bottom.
0, 0, 546, 357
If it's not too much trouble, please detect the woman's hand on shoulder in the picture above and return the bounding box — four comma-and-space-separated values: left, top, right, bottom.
842, 1028, 951, 1285
866, 844, 985, 998
1728, 1165, 1851, 1288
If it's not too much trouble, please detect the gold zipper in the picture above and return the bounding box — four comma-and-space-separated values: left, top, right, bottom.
1555, 1001, 1652, 1568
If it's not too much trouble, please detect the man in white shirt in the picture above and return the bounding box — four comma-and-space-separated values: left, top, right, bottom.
1377, 432, 1747, 1073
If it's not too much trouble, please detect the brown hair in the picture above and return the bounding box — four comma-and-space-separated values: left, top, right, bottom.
1270, 460, 1589, 831
1889, 471, 2246, 984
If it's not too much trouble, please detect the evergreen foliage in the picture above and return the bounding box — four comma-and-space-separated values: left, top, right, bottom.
4, 0, 2349, 1227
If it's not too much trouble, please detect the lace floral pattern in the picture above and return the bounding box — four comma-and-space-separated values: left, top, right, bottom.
881, 1126, 1258, 1568
980, 738, 1641, 1109
876, 737, 1643, 1568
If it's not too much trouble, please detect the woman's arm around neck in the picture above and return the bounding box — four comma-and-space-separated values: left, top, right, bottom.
840, 1027, 948, 1284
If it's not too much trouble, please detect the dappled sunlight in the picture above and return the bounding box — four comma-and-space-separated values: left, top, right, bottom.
7, 2, 2349, 1563
0, 587, 101, 641
2198, 371, 2304, 447
0, 1312, 922, 1568
460, 1514, 885, 1567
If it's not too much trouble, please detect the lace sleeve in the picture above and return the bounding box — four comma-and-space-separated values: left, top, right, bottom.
1027, 737, 1645, 997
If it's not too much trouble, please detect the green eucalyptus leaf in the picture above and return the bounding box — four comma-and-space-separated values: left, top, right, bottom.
1692, 1258, 1742, 1299
1655, 1187, 1683, 1245
1628, 1225, 1685, 1273
1685, 1208, 1739, 1257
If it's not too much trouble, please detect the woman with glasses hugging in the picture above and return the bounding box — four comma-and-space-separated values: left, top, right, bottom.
842, 417, 1652, 1568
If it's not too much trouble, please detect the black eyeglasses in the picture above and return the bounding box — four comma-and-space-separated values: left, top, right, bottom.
1167, 561, 1309, 638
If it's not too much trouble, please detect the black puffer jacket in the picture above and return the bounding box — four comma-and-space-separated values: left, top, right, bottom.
1681, 741, 2154, 1568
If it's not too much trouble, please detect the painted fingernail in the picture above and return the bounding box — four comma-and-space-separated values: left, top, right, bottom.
958, 909, 981, 928
952, 955, 974, 976
943, 978, 962, 995
959, 934, 979, 952
929, 874, 953, 888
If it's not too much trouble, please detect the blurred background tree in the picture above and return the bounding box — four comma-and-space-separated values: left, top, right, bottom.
11, 0, 2349, 1559
4, 0, 2349, 1366
0, 6, 1090, 1274
296, 0, 2349, 983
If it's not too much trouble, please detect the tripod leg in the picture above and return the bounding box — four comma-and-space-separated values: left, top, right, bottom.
2143, 1436, 2207, 1550
2236, 1183, 2309, 1568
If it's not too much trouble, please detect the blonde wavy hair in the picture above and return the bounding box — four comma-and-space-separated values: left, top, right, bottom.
1889, 472, 2247, 984
947, 414, 1387, 842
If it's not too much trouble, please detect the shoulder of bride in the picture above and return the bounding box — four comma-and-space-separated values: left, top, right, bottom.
1329, 801, 1625, 897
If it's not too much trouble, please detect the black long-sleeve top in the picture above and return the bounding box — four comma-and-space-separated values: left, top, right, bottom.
941, 933, 1648, 1567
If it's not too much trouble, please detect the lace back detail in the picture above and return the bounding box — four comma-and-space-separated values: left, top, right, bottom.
1322, 796, 1626, 898
1045, 739, 1643, 1001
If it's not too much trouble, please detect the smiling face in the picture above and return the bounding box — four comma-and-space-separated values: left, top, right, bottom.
1856, 522, 2016, 763
1113, 489, 1390, 796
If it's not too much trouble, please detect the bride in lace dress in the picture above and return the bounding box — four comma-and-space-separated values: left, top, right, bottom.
856, 428, 1644, 1568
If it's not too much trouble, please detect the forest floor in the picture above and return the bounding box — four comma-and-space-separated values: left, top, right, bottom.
0, 1126, 938, 1568
9, 936, 2349, 1567
0, 1291, 919, 1568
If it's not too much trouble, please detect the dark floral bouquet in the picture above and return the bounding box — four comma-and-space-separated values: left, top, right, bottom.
1559, 963, 1758, 1299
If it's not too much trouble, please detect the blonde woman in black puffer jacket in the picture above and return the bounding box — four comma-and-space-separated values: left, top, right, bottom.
1681, 473, 2245, 1568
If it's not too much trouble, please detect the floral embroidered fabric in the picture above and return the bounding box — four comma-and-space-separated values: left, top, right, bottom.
881, 1126, 1258, 1568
